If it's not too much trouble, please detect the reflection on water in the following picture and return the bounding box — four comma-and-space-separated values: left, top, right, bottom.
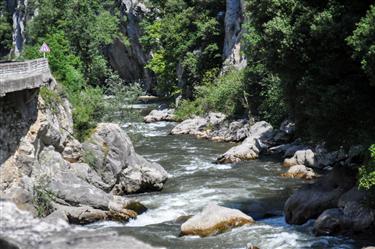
91, 111, 361, 249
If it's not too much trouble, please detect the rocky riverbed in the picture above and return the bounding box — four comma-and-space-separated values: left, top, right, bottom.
1, 103, 375, 248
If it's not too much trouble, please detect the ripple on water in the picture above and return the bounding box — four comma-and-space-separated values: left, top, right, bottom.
106, 118, 362, 249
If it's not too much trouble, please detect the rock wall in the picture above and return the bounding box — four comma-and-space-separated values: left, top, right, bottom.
106, 0, 154, 91
223, 0, 247, 71
5, 0, 32, 57
0, 84, 168, 223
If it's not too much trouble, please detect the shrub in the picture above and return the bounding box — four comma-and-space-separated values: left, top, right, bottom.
32, 177, 55, 217
359, 145, 375, 190
175, 69, 246, 120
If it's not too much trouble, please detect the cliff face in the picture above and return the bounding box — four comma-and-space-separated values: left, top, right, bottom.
223, 0, 247, 70
0, 82, 168, 222
5, 0, 33, 57
106, 0, 154, 91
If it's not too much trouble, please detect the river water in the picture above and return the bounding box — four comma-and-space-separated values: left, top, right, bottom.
90, 107, 362, 249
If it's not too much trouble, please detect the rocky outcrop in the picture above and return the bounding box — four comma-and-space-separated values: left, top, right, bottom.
144, 109, 176, 123
284, 168, 356, 225
216, 121, 274, 163
106, 0, 154, 91
0, 201, 164, 249
83, 123, 168, 195
223, 0, 247, 70
180, 203, 254, 237
0, 86, 167, 223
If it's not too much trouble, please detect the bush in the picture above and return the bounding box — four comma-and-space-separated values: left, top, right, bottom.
32, 176, 55, 217
175, 69, 246, 120
359, 145, 375, 190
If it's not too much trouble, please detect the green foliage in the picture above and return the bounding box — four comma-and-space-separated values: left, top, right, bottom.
103, 74, 144, 122
359, 145, 375, 190
0, 1, 13, 58
32, 177, 55, 217
175, 70, 246, 120
347, 4, 375, 86
22, 0, 130, 140
83, 148, 97, 170
242, 0, 375, 146
140, 0, 225, 97
70, 87, 105, 141
39, 86, 63, 114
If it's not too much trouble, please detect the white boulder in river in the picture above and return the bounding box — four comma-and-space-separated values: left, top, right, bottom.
144, 109, 176, 123
180, 203, 254, 237
216, 121, 274, 163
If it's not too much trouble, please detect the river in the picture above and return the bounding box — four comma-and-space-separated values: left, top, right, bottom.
89, 106, 361, 249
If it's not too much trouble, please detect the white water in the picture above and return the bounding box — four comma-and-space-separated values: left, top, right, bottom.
91, 112, 360, 249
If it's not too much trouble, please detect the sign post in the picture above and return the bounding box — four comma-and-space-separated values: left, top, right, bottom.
39, 42, 50, 58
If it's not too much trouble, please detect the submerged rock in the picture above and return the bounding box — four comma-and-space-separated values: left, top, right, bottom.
180, 203, 254, 237
284, 168, 356, 225
216, 121, 273, 163
144, 109, 176, 123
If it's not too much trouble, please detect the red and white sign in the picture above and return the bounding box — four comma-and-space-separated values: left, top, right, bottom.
39, 42, 50, 53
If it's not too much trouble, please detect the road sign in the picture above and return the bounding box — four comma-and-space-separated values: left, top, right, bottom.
40, 43, 50, 58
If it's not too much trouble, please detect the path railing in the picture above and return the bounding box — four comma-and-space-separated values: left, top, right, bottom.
0, 58, 50, 78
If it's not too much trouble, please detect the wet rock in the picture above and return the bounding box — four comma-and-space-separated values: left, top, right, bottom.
144, 109, 176, 123
273, 120, 295, 143
313, 208, 347, 235
53, 204, 137, 225
345, 145, 366, 168
283, 149, 316, 168
284, 168, 356, 225
84, 123, 168, 194
171, 116, 208, 136
208, 120, 250, 142
314, 201, 374, 236
0, 201, 163, 249
216, 121, 273, 163
171, 112, 227, 137
281, 165, 316, 180
39, 231, 165, 249
180, 203, 254, 237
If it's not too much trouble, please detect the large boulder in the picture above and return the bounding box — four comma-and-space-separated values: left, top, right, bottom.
180, 203, 254, 237
208, 120, 250, 142
0, 90, 152, 224
84, 123, 168, 195
314, 187, 375, 235
283, 149, 316, 168
284, 168, 356, 225
216, 121, 273, 163
171, 112, 227, 137
144, 109, 176, 123
281, 165, 316, 180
